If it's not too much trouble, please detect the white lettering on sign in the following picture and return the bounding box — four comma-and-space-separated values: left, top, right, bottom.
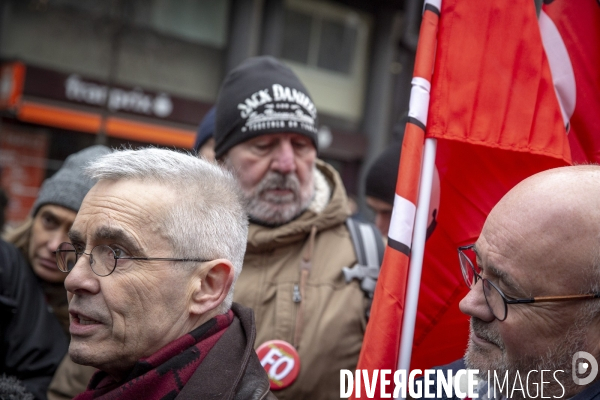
260, 347, 296, 381
65, 75, 107, 106
64, 74, 173, 118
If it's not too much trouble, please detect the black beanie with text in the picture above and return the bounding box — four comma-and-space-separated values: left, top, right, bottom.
214, 56, 319, 159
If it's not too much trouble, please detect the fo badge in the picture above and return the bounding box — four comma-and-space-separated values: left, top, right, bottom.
256, 340, 300, 390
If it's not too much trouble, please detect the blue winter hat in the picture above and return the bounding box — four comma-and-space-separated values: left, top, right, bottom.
193, 107, 216, 153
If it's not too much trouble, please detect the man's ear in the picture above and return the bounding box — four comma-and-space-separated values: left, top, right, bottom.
189, 259, 234, 316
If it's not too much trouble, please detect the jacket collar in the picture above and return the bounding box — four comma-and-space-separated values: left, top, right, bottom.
176, 303, 272, 400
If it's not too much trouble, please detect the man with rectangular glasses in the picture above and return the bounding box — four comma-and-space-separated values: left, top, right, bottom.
53, 148, 275, 399
446, 165, 600, 400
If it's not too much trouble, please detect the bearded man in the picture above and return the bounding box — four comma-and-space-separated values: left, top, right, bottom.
214, 56, 371, 400
427, 165, 600, 400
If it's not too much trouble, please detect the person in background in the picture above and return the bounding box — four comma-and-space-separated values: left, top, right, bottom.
3, 145, 110, 400
365, 140, 402, 236
4, 145, 110, 333
1, 238, 68, 400
214, 55, 370, 399
364, 129, 439, 242
193, 106, 216, 162
58, 148, 273, 399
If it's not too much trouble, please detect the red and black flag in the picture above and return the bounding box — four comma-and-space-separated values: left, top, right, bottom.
355, 0, 583, 397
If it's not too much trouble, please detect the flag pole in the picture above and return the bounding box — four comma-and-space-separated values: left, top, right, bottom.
395, 0, 442, 381
397, 137, 437, 375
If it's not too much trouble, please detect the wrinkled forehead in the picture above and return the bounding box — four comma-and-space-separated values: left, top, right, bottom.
69, 223, 143, 254
475, 203, 591, 294
71, 180, 171, 248
474, 166, 600, 294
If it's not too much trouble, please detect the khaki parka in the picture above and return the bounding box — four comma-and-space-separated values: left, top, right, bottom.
233, 160, 368, 400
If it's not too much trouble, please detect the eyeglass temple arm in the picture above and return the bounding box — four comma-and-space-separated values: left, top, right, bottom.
505, 298, 536, 304
120, 257, 210, 262
509, 293, 600, 304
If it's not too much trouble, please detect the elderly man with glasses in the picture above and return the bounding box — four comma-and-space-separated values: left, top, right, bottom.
53, 148, 275, 400
424, 165, 600, 400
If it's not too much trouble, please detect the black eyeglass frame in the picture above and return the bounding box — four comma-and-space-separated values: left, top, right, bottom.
54, 242, 211, 277
458, 244, 600, 321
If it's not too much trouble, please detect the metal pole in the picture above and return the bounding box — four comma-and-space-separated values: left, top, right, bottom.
396, 137, 437, 380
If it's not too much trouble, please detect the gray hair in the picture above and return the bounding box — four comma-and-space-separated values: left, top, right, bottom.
86, 147, 248, 314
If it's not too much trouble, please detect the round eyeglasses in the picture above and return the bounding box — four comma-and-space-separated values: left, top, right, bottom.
54, 242, 211, 277
458, 244, 600, 321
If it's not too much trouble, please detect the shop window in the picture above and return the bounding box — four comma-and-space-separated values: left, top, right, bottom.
280, 2, 363, 75
317, 18, 358, 74
281, 10, 312, 64
133, 0, 230, 48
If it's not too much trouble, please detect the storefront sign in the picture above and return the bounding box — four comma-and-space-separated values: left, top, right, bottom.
20, 64, 209, 126
64, 74, 174, 118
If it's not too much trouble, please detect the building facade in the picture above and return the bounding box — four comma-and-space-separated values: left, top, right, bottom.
0, 0, 417, 225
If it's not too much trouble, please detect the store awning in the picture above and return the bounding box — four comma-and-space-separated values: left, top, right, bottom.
0, 62, 210, 148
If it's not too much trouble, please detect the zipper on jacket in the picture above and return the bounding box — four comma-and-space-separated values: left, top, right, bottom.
293, 284, 302, 303
293, 226, 317, 348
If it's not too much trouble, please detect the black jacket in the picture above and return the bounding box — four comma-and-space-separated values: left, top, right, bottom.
573, 379, 600, 400
0, 239, 68, 400
176, 303, 276, 400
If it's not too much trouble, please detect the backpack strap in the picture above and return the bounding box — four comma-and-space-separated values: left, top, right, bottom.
342, 217, 385, 319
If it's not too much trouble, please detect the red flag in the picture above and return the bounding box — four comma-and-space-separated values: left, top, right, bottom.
412, 0, 573, 370
541, 0, 600, 164
410, 0, 600, 368
353, 5, 440, 398
355, 0, 574, 397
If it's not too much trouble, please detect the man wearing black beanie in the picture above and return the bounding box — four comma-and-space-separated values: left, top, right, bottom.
215, 56, 318, 160
215, 56, 368, 399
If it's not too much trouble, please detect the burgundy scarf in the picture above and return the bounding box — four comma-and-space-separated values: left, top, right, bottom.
74, 311, 234, 400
